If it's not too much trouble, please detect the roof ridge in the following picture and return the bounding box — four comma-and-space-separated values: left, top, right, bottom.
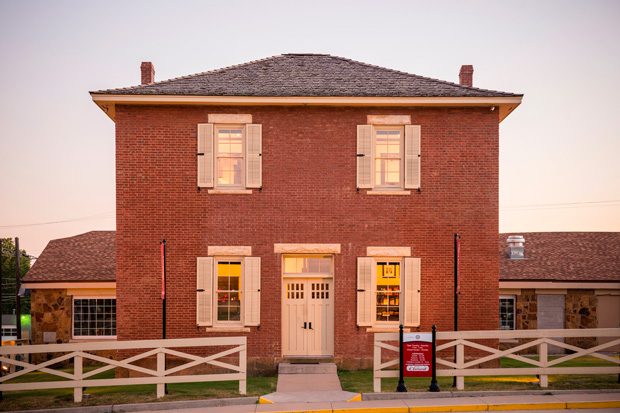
325, 54, 514, 96
92, 54, 288, 94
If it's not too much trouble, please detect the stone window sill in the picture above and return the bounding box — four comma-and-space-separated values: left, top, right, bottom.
70, 337, 117, 342
207, 189, 253, 195
366, 190, 411, 196
205, 327, 251, 333
366, 327, 412, 333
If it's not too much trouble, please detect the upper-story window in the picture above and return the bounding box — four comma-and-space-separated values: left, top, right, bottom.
197, 115, 262, 193
216, 126, 244, 188
357, 116, 420, 194
374, 127, 403, 189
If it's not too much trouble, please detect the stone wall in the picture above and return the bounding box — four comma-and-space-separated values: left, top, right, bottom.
565, 290, 597, 348
30, 289, 72, 345
515, 289, 537, 330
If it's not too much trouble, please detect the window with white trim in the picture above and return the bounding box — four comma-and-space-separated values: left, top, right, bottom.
73, 298, 116, 338
374, 127, 403, 189
197, 122, 262, 191
215, 126, 244, 188
357, 124, 420, 192
375, 261, 401, 322
215, 260, 242, 322
357, 256, 421, 328
196, 256, 261, 327
499, 295, 516, 330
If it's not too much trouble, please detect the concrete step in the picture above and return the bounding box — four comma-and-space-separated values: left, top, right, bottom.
278, 362, 337, 374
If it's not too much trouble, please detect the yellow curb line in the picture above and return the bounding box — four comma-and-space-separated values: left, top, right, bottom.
566, 401, 620, 409
347, 393, 363, 402
332, 408, 408, 413
258, 396, 273, 404
488, 402, 566, 411
409, 405, 488, 412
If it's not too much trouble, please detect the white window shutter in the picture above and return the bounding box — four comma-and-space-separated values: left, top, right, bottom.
243, 257, 261, 326
245, 124, 262, 188
403, 257, 421, 327
357, 125, 373, 189
196, 257, 213, 326
357, 257, 374, 326
404, 125, 421, 189
197, 124, 214, 188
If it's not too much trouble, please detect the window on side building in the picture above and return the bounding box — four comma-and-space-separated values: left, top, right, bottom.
499, 295, 516, 330
73, 297, 117, 338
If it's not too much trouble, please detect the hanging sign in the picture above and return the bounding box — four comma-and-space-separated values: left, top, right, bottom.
402, 332, 433, 377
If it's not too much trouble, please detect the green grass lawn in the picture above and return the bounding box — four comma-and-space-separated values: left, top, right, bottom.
0, 356, 618, 411
0, 366, 276, 412
339, 355, 620, 393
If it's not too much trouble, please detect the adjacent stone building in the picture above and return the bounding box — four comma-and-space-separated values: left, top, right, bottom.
499, 232, 620, 350
21, 231, 116, 345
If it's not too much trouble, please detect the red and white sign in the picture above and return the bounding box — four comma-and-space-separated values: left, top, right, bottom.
402, 332, 432, 377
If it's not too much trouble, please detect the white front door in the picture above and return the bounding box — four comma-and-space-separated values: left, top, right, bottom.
282, 278, 334, 356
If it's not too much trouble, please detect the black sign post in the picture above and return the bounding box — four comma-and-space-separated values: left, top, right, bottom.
429, 324, 440, 392
396, 324, 407, 392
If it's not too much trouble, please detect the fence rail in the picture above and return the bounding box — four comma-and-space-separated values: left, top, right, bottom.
374, 328, 620, 392
0, 336, 247, 402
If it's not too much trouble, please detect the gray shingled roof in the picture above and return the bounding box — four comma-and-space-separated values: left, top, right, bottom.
500, 232, 620, 282
92, 54, 520, 98
23, 231, 115, 283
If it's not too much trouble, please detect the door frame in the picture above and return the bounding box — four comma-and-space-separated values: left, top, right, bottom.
281, 254, 335, 357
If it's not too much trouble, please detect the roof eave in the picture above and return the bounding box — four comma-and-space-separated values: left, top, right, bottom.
90, 93, 523, 122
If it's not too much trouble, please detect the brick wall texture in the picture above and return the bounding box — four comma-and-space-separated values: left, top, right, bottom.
115, 105, 500, 370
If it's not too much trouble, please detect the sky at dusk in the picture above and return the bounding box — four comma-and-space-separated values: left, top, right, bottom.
1, 0, 619, 257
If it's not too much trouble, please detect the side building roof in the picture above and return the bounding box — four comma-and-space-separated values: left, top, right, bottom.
499, 232, 620, 282
23, 231, 115, 283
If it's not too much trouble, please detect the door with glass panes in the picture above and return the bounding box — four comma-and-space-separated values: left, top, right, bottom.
282, 255, 334, 357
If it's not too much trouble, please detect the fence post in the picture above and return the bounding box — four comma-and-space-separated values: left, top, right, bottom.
157, 351, 165, 398
456, 341, 465, 390
74, 354, 83, 403
239, 340, 247, 395
539, 342, 548, 388
373, 335, 382, 392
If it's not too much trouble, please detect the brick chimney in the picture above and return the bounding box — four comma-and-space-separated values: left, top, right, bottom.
140, 62, 155, 85
459, 65, 474, 87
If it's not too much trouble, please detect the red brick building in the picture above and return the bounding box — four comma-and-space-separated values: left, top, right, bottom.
91, 54, 522, 371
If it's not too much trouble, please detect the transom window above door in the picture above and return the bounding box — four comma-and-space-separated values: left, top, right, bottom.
283, 255, 333, 276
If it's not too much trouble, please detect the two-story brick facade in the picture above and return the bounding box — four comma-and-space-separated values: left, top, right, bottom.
91, 54, 522, 371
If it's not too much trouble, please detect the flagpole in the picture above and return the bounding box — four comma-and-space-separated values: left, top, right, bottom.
453, 233, 460, 387
161, 240, 167, 395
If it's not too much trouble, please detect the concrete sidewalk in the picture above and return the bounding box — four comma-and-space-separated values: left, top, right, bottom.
140, 391, 620, 413
259, 362, 359, 403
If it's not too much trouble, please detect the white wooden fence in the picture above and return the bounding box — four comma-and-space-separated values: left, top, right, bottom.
374, 328, 620, 392
0, 336, 247, 402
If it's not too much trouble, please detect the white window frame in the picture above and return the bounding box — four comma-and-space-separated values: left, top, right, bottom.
373, 257, 403, 326
72, 296, 117, 340
214, 124, 245, 189
213, 257, 244, 327
373, 125, 404, 190
499, 295, 516, 330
